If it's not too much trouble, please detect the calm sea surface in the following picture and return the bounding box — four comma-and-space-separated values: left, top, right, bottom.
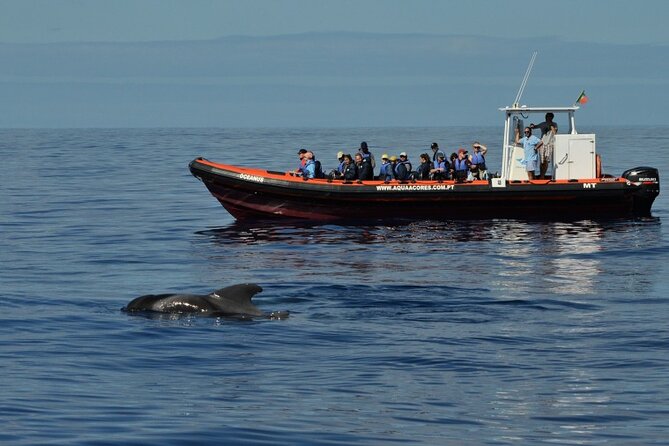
1, 126, 669, 445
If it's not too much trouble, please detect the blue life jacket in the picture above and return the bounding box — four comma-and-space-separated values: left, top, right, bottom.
302, 159, 316, 178
471, 152, 486, 169
434, 160, 447, 171
454, 158, 469, 171
380, 161, 394, 180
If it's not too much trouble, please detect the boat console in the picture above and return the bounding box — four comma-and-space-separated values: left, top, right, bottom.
500, 106, 597, 182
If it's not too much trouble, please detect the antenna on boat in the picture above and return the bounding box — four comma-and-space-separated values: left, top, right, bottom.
512, 51, 537, 107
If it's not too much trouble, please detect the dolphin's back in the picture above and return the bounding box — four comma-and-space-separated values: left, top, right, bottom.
209, 284, 264, 316
122, 283, 276, 317
123, 293, 216, 313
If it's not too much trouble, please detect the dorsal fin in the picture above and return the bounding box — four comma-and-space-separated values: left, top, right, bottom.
209, 283, 264, 316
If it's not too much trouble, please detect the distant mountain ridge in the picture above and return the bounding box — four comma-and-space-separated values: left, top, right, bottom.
1, 32, 666, 127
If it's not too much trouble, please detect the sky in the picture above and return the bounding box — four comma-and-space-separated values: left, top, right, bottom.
2, 0, 669, 45
2, 0, 669, 128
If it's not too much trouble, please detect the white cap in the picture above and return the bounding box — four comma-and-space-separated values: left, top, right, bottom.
399, 152, 407, 157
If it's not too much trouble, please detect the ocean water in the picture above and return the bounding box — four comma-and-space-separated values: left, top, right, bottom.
1, 126, 668, 445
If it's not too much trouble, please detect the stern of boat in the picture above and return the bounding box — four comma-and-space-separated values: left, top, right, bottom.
622, 166, 660, 216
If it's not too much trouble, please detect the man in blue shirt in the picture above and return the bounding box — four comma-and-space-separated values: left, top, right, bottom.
515, 127, 543, 180
530, 113, 558, 179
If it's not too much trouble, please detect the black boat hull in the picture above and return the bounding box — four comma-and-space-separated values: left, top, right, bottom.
189, 158, 659, 222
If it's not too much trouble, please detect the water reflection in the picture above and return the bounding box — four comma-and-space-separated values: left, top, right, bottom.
199, 217, 659, 245
193, 218, 663, 297
197, 219, 536, 246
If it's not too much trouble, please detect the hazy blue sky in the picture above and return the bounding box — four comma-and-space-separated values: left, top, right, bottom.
2, 0, 669, 128
2, 0, 669, 45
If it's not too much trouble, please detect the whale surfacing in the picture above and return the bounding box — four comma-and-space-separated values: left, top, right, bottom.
122, 283, 287, 318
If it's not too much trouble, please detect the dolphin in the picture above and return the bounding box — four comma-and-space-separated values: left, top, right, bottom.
122, 283, 288, 318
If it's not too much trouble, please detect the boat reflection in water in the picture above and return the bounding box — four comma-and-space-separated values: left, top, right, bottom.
194, 218, 661, 298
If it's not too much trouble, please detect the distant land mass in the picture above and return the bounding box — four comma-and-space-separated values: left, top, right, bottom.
1, 32, 667, 128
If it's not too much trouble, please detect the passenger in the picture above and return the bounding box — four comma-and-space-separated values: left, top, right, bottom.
515, 127, 542, 180
393, 155, 409, 181
430, 142, 440, 167
448, 152, 457, 179
469, 142, 488, 180
416, 153, 432, 180
290, 148, 308, 176
398, 152, 412, 174
328, 151, 346, 179
359, 141, 376, 170
301, 151, 316, 179
530, 112, 558, 137
379, 153, 394, 182
337, 151, 346, 174
429, 152, 448, 181
311, 152, 325, 178
341, 154, 357, 181
453, 148, 471, 183
355, 152, 374, 181
530, 113, 558, 179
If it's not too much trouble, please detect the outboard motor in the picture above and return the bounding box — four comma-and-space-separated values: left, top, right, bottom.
622, 166, 660, 216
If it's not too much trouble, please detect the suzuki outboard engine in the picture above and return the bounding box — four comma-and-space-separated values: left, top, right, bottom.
622, 166, 660, 216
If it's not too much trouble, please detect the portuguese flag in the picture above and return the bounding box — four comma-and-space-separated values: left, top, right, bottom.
576, 90, 589, 104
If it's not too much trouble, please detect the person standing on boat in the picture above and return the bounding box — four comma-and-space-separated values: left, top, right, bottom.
530, 113, 558, 179
469, 142, 488, 180
530, 112, 558, 137
515, 127, 543, 180
359, 142, 376, 172
430, 142, 440, 167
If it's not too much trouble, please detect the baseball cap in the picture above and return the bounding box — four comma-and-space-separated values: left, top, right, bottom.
337, 151, 344, 159
399, 152, 407, 157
